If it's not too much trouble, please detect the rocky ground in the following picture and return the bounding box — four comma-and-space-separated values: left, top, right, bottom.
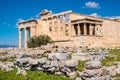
0, 46, 120, 80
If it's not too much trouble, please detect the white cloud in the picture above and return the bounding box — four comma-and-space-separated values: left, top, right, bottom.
104, 16, 120, 19
89, 13, 101, 17
85, 1, 100, 9
18, 18, 24, 22
89, 13, 120, 20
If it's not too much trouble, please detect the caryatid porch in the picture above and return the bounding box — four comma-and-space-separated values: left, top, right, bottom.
71, 18, 103, 37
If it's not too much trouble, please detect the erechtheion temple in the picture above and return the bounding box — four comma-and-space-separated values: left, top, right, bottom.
18, 9, 120, 49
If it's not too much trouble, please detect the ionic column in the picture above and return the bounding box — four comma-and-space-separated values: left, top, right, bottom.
19, 28, 22, 49
24, 28, 28, 48
84, 23, 87, 35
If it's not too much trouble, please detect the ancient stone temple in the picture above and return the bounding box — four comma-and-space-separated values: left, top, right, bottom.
18, 9, 120, 48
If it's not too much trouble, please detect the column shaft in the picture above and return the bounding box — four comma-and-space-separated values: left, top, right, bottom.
19, 28, 22, 49
24, 28, 28, 48
84, 23, 87, 35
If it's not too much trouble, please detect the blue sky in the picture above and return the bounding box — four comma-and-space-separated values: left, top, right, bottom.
0, 0, 120, 46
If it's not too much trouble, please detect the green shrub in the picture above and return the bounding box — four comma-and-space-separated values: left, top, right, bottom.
27, 35, 53, 48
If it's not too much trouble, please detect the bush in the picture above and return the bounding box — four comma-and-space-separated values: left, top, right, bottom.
27, 35, 53, 48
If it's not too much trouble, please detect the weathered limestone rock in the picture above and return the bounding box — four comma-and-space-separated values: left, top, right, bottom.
16, 68, 27, 76
82, 69, 103, 77
61, 67, 72, 75
75, 77, 82, 80
84, 61, 101, 69
58, 61, 65, 68
81, 60, 104, 80
37, 67, 43, 71
48, 67, 56, 72
50, 61, 59, 67
29, 59, 38, 65
42, 61, 51, 69
55, 71, 64, 76
65, 60, 78, 68
16, 57, 32, 65
54, 53, 71, 60
17, 52, 26, 58
108, 66, 117, 76
38, 57, 47, 64
71, 53, 90, 61
12, 50, 78, 79
68, 71, 77, 79
48, 53, 55, 60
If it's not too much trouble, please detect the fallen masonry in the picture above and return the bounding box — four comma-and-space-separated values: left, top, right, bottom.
0, 47, 120, 80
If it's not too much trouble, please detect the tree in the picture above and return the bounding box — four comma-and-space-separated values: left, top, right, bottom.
27, 35, 53, 48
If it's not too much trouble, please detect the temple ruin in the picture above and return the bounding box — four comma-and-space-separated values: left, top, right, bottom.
18, 9, 120, 48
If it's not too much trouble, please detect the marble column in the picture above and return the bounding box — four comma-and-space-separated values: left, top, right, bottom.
84, 23, 87, 35
19, 28, 22, 49
24, 28, 28, 48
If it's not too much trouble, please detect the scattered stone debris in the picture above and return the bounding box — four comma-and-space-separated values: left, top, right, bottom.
0, 47, 119, 79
